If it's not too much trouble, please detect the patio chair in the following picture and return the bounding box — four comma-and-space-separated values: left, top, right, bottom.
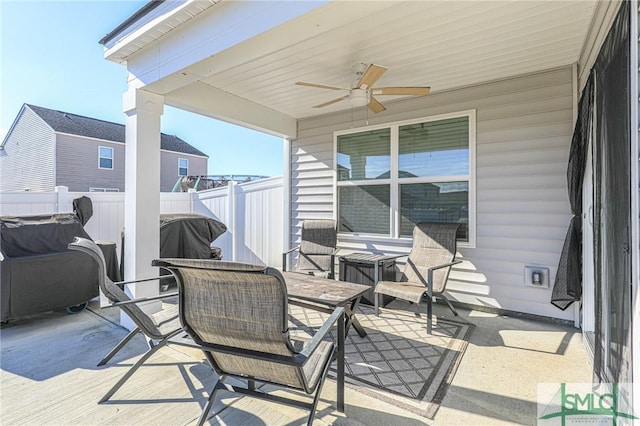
154, 258, 344, 426
374, 222, 461, 333
68, 237, 194, 403
283, 219, 337, 279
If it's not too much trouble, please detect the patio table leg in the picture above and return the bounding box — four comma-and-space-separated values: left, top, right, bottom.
344, 296, 367, 338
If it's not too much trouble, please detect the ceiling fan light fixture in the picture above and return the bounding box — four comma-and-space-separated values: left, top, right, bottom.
349, 88, 369, 107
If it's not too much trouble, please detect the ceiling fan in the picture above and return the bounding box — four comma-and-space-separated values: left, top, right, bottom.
295, 63, 430, 113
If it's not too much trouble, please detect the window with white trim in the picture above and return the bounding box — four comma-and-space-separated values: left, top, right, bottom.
335, 110, 475, 246
89, 188, 119, 192
178, 158, 188, 176
98, 146, 113, 170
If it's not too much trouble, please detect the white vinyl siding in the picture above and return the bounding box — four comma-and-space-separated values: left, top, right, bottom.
292, 67, 574, 320
0, 106, 56, 191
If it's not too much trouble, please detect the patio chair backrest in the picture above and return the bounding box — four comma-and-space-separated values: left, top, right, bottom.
401, 223, 460, 294
297, 219, 336, 273
156, 259, 311, 391
68, 238, 164, 340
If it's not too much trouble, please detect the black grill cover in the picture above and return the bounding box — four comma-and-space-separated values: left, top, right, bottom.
0, 213, 92, 257
159, 213, 227, 258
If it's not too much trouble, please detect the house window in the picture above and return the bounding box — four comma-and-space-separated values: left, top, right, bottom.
335, 110, 476, 246
98, 146, 113, 170
178, 158, 188, 176
89, 188, 119, 192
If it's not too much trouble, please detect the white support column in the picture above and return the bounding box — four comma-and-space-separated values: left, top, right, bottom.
282, 137, 291, 266
121, 88, 164, 328
228, 181, 237, 261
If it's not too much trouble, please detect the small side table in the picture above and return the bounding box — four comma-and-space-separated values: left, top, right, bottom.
339, 253, 396, 306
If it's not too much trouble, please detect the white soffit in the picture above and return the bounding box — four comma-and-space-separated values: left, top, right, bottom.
193, 0, 597, 119
113, 0, 597, 132
104, 0, 219, 63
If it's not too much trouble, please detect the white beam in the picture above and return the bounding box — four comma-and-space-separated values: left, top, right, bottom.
121, 88, 164, 328
166, 82, 297, 138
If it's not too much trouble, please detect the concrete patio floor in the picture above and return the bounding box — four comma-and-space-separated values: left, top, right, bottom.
0, 300, 591, 425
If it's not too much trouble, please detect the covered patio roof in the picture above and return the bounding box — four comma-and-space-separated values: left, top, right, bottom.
102, 0, 601, 138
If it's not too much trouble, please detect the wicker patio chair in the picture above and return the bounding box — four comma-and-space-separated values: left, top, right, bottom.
374, 222, 461, 333
68, 237, 195, 403
283, 219, 338, 279
154, 258, 344, 426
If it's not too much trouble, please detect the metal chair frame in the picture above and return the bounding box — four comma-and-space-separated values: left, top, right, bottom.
68, 238, 199, 403
155, 259, 345, 426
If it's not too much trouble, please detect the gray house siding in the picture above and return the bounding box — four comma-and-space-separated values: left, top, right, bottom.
1, 105, 208, 193
56, 134, 207, 192
0, 106, 56, 192
56, 134, 126, 192
293, 66, 574, 321
160, 150, 208, 192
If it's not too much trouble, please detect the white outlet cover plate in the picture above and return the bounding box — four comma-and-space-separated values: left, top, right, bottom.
524, 266, 550, 288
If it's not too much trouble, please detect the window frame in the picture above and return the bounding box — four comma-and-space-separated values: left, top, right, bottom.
98, 146, 114, 170
178, 158, 189, 176
89, 187, 120, 192
333, 110, 476, 248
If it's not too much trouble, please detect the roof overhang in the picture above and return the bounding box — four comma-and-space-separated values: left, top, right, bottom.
103, 0, 600, 139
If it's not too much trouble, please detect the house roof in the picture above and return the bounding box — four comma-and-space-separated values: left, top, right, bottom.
25, 104, 207, 157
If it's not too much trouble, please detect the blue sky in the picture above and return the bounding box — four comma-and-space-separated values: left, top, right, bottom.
0, 0, 284, 177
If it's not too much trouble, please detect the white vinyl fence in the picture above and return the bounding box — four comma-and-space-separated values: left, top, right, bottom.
0, 177, 284, 267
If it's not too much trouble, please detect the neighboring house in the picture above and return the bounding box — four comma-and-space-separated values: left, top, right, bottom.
0, 104, 208, 192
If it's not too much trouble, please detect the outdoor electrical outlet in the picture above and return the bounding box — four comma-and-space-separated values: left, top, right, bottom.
524, 266, 550, 288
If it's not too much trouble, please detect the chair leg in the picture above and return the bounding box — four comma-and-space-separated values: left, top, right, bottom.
306, 347, 336, 426
374, 292, 380, 316
197, 379, 224, 426
97, 327, 141, 366
426, 296, 433, 335
439, 294, 459, 316
99, 336, 170, 403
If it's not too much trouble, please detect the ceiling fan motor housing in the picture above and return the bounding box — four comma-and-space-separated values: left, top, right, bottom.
349, 88, 369, 107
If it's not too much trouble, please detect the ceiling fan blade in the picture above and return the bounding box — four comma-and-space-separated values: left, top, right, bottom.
356, 64, 388, 89
368, 96, 386, 113
296, 81, 349, 91
313, 95, 350, 108
372, 87, 431, 96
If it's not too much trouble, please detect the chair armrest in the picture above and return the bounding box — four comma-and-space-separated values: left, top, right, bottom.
426, 259, 462, 295
284, 246, 301, 255
282, 246, 301, 272
101, 274, 178, 308
426, 259, 462, 274
106, 292, 179, 308
298, 306, 345, 361
113, 274, 175, 287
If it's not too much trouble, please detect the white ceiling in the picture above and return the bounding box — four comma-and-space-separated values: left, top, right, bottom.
109, 0, 598, 135
193, 1, 597, 120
